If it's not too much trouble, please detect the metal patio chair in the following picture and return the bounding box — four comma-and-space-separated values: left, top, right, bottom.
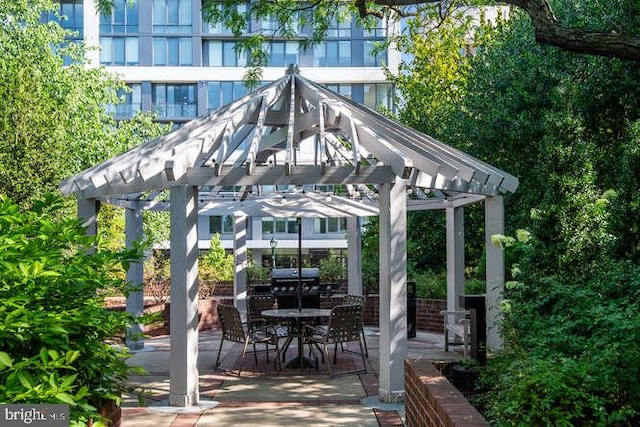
340, 294, 369, 357
304, 304, 367, 376
214, 304, 280, 375
247, 294, 277, 331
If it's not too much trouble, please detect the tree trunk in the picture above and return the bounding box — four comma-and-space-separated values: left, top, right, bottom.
510, 0, 640, 61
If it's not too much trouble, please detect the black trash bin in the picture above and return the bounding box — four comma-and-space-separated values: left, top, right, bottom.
458, 294, 486, 363
407, 281, 417, 339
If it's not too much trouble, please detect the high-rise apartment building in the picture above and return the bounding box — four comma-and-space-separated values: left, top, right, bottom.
50, 0, 399, 268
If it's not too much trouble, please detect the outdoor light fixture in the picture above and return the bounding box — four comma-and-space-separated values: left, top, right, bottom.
270, 236, 278, 267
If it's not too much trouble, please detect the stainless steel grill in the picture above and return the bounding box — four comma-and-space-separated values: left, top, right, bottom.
270, 268, 338, 308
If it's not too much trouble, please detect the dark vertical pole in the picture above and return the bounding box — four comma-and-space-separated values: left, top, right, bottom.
297, 217, 303, 311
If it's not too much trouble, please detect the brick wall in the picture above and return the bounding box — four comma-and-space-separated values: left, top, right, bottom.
212, 281, 233, 296
105, 296, 234, 335
417, 299, 446, 332
196, 297, 233, 331
106, 294, 447, 333
405, 359, 488, 427
353, 295, 445, 333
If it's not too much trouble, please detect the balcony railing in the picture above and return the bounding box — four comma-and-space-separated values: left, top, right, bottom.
154, 103, 197, 119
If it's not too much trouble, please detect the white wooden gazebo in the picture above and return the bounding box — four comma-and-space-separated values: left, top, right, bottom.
59, 67, 518, 406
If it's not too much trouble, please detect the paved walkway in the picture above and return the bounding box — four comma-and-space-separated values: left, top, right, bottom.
121, 328, 463, 426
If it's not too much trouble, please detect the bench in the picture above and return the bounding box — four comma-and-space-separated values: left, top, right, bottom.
439, 310, 471, 357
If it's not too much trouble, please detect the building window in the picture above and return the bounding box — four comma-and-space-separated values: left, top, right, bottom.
256, 13, 302, 35
314, 217, 347, 234
100, 37, 139, 65
264, 41, 299, 67
262, 217, 298, 236
363, 20, 387, 38
106, 84, 142, 119
42, 0, 83, 64
207, 81, 248, 111
202, 3, 246, 34
44, 0, 84, 41
326, 15, 352, 38
203, 41, 247, 67
100, 0, 138, 34
364, 83, 394, 111
153, 37, 192, 65
153, 0, 192, 34
324, 84, 352, 98
153, 84, 197, 119
257, 14, 279, 33
363, 40, 387, 66
209, 216, 234, 235
312, 41, 351, 67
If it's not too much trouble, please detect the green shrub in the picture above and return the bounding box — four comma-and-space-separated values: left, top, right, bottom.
413, 270, 447, 299
0, 194, 144, 426
246, 264, 271, 284
477, 231, 640, 425
198, 234, 234, 297
413, 270, 488, 299
479, 354, 613, 426
464, 278, 486, 295
319, 255, 346, 283
144, 250, 170, 304
362, 256, 379, 294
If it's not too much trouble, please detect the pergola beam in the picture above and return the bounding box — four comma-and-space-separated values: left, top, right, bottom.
182, 165, 395, 187
244, 96, 269, 174
407, 194, 486, 211
66, 164, 393, 199
284, 75, 296, 173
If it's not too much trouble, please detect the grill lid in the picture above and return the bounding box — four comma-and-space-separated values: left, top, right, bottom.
271, 268, 319, 279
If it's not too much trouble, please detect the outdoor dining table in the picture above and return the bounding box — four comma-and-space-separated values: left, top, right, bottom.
262, 308, 331, 370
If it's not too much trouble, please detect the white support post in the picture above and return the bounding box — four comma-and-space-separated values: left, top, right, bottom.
485, 195, 505, 350
76, 198, 98, 239
169, 186, 200, 407
378, 180, 407, 403
125, 206, 145, 350
446, 205, 465, 312
346, 216, 363, 295
234, 215, 248, 319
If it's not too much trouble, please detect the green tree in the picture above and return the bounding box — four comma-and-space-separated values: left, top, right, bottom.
97, 0, 640, 72
96, 117, 172, 251
0, 0, 113, 205
447, 7, 640, 269
388, 6, 475, 137
0, 0, 171, 254
0, 1, 169, 211
197, 0, 640, 63
385, 8, 480, 277
421, 6, 640, 424
357, 0, 640, 422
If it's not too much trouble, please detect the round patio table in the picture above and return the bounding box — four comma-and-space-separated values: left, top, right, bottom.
262, 308, 331, 371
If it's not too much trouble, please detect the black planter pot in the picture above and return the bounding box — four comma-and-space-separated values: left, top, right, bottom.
449, 363, 479, 394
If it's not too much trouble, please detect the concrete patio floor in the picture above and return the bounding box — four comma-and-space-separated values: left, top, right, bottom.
121, 327, 465, 426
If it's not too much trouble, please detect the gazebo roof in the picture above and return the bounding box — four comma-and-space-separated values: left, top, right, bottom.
60, 68, 518, 210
